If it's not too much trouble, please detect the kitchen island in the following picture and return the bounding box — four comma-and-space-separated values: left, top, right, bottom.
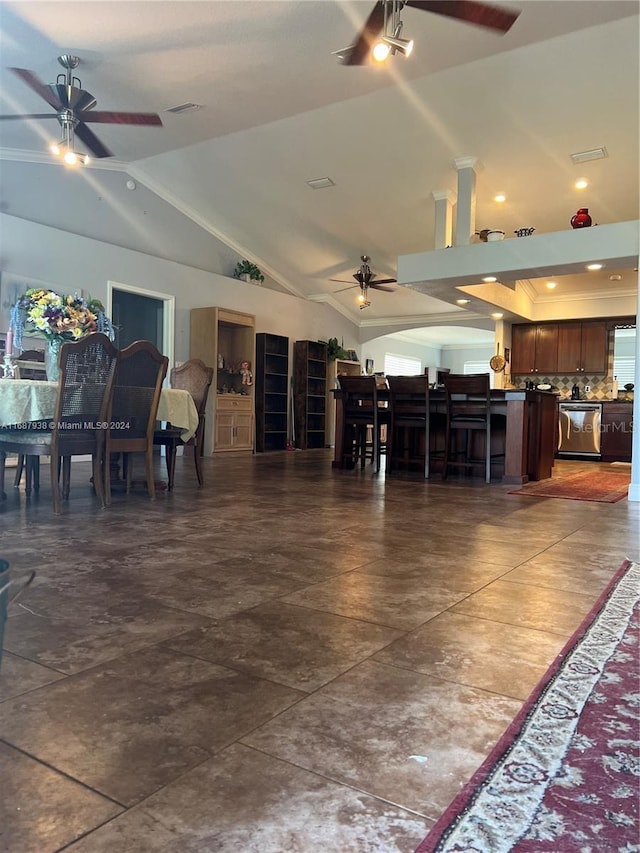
331, 387, 558, 485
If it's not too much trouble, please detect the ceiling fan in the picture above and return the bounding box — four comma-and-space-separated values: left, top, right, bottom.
331, 255, 397, 309
334, 0, 520, 66
0, 55, 162, 160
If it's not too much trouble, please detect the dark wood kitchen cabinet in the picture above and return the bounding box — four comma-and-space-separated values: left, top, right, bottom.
600, 402, 633, 462
511, 324, 558, 374
557, 321, 608, 374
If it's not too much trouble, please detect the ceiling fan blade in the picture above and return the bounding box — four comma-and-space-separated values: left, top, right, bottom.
369, 283, 396, 292
343, 3, 386, 66
10, 67, 62, 109
81, 111, 163, 126
75, 122, 113, 158
406, 0, 520, 33
332, 284, 358, 294
0, 114, 58, 121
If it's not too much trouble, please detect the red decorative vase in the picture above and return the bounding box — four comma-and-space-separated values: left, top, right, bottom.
571, 208, 592, 229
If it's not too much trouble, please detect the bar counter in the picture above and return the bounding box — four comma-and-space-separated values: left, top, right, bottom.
331, 387, 558, 485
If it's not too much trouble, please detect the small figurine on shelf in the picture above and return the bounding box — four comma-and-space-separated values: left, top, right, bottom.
217, 353, 224, 370
240, 360, 253, 386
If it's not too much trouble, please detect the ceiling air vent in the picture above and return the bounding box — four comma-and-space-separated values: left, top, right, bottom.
165, 102, 202, 115
570, 147, 607, 164
306, 177, 335, 190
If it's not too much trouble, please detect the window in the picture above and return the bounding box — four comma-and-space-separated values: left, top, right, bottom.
383, 353, 421, 376
613, 357, 635, 387
464, 362, 494, 388
613, 328, 636, 387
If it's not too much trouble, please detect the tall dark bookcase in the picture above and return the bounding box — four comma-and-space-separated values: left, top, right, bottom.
293, 340, 327, 450
255, 333, 289, 452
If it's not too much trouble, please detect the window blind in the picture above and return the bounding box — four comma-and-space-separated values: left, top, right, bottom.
383, 354, 422, 376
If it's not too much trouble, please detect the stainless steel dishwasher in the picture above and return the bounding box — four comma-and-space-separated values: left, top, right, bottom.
557, 402, 603, 457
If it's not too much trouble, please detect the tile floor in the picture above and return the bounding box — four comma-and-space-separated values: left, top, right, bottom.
0, 452, 637, 852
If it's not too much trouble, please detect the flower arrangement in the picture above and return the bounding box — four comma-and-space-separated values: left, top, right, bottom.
9, 288, 115, 352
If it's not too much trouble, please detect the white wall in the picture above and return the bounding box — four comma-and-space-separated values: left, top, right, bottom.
440, 345, 495, 373
0, 214, 359, 362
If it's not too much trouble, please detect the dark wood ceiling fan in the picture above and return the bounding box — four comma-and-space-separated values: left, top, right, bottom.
331, 256, 397, 308
336, 0, 520, 66
0, 55, 162, 158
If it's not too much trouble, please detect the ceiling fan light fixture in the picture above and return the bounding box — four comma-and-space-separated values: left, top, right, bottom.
381, 35, 414, 57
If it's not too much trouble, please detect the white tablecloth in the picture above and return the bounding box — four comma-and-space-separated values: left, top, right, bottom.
0, 380, 199, 442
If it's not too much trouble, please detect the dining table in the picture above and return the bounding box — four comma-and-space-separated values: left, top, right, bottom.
0, 378, 199, 441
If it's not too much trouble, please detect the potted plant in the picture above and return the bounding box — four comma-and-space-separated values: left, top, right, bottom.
233, 260, 264, 284
326, 337, 349, 361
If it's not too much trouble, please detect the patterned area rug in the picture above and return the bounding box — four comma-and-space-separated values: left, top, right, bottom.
415, 560, 640, 853
508, 470, 630, 503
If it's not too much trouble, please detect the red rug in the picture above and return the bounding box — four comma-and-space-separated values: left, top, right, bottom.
508, 469, 630, 503
415, 559, 640, 852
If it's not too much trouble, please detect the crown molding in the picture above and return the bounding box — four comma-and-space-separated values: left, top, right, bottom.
128, 162, 306, 299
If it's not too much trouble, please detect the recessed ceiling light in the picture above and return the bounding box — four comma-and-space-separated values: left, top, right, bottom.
493, 194, 506, 203
546, 281, 557, 289
306, 177, 335, 190
574, 178, 589, 190
587, 263, 603, 271
482, 276, 497, 283
491, 312, 504, 320
456, 298, 470, 305
609, 274, 622, 281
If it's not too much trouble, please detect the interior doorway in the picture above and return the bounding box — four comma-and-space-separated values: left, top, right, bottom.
107, 281, 175, 366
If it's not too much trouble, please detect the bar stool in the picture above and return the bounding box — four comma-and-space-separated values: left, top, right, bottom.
387, 374, 434, 478
441, 373, 504, 483
338, 374, 390, 473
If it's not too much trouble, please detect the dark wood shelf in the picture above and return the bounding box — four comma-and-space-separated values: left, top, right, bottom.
255, 333, 290, 453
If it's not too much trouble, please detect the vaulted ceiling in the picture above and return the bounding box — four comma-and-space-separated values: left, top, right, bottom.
1, 1, 638, 342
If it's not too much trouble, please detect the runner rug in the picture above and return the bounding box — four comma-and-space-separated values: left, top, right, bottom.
508, 469, 630, 503
415, 559, 640, 853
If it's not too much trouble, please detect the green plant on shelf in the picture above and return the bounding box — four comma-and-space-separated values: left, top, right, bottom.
233, 260, 264, 283
326, 337, 349, 361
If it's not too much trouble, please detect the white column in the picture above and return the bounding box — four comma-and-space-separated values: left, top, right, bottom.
454, 156, 481, 246
432, 189, 456, 249
628, 270, 640, 502
493, 319, 506, 389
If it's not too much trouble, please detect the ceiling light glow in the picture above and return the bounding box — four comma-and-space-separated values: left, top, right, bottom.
491, 312, 504, 319
575, 178, 589, 190
546, 281, 557, 289
493, 194, 506, 203
456, 298, 470, 305
482, 276, 497, 283
372, 41, 391, 62
587, 263, 603, 271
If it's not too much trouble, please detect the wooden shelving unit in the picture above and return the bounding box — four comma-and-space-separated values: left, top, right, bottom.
255, 333, 289, 452
190, 307, 255, 454
293, 340, 327, 449
326, 357, 361, 447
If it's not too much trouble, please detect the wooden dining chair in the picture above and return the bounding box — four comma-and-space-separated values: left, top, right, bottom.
441, 373, 504, 484
104, 340, 168, 505
153, 358, 213, 490
387, 374, 438, 478
0, 334, 118, 513
337, 374, 390, 473
12, 349, 47, 493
